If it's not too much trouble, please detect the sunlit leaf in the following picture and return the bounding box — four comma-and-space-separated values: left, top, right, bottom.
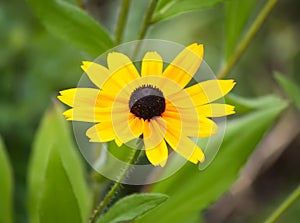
0, 137, 13, 223
152, 0, 225, 23
28, 103, 90, 223
275, 72, 300, 110
38, 147, 82, 223
97, 193, 168, 223
28, 0, 114, 56
225, 0, 257, 59
136, 96, 287, 223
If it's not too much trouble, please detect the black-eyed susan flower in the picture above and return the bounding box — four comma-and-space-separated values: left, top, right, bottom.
58, 43, 235, 167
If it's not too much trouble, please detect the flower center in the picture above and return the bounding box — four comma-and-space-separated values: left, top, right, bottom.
129, 85, 166, 120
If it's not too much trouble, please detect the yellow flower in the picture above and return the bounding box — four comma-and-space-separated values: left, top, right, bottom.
58, 43, 235, 167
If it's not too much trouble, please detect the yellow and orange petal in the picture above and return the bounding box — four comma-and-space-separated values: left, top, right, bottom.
143, 119, 168, 167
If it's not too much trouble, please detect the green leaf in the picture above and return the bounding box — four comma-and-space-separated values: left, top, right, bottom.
274, 72, 300, 110
136, 96, 287, 223
0, 137, 13, 223
97, 193, 168, 223
38, 147, 83, 223
225, 93, 284, 114
28, 0, 114, 56
225, 0, 257, 59
152, 0, 225, 23
28, 103, 90, 223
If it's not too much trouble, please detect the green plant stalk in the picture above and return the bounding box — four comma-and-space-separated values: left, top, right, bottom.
138, 0, 159, 40
132, 0, 159, 59
115, 0, 131, 44
217, 0, 277, 79
89, 141, 143, 223
265, 184, 300, 223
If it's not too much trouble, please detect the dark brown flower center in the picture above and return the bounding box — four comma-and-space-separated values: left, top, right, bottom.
129, 85, 165, 120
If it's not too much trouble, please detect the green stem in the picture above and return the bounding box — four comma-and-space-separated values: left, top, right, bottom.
138, 0, 159, 40
89, 141, 143, 223
115, 0, 131, 45
217, 0, 277, 79
132, 0, 158, 59
265, 184, 300, 223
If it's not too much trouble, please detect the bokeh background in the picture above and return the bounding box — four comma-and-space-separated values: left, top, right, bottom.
1, 0, 299, 222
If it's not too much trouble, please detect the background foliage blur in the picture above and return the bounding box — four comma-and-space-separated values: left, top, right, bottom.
0, 0, 300, 222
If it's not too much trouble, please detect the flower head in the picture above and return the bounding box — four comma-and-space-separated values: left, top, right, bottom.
58, 43, 235, 167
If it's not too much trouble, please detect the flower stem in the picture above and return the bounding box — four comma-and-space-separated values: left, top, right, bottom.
89, 140, 143, 223
132, 0, 158, 59
265, 184, 300, 223
115, 0, 131, 45
217, 0, 277, 79
138, 0, 158, 40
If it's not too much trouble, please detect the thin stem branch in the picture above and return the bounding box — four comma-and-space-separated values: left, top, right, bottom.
89, 140, 143, 223
115, 0, 131, 44
265, 184, 300, 223
217, 0, 277, 79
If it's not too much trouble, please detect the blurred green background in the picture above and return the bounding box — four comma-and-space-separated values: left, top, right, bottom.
0, 0, 299, 222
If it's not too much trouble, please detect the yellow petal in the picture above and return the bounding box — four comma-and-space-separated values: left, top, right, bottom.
58, 88, 128, 120
103, 52, 140, 92
57, 88, 100, 107
63, 107, 104, 122
115, 137, 123, 147
141, 52, 163, 77
197, 104, 235, 117
143, 118, 166, 149
86, 122, 115, 142
143, 118, 168, 167
111, 112, 139, 144
97, 88, 129, 108
132, 75, 184, 99
164, 128, 205, 164
181, 80, 236, 106
63, 105, 126, 122
98, 52, 141, 98
163, 43, 203, 88
129, 116, 144, 137
81, 61, 110, 88
100, 79, 128, 98
162, 107, 218, 138
145, 140, 168, 167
